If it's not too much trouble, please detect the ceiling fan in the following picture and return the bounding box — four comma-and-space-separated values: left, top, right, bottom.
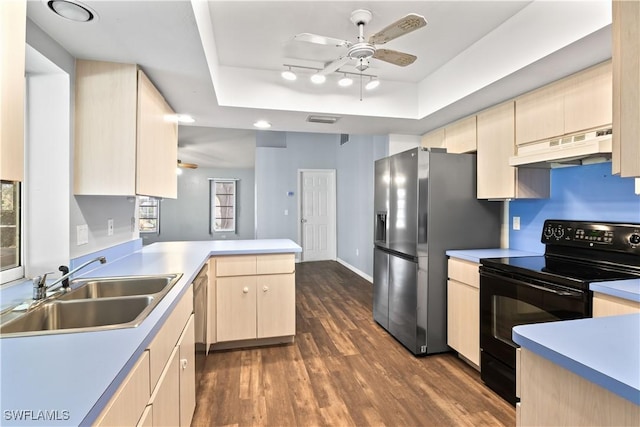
177, 160, 198, 169
293, 9, 427, 75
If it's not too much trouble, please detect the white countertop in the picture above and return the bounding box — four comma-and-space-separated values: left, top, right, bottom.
0, 239, 301, 426
513, 314, 640, 406
446, 248, 540, 263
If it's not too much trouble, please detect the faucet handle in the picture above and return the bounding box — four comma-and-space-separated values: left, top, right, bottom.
33, 272, 55, 287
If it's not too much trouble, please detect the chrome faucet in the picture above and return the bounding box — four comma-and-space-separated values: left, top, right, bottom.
32, 256, 107, 300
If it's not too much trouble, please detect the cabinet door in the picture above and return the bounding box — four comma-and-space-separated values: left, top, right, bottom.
95, 350, 150, 427
515, 81, 565, 145
136, 70, 177, 198
150, 346, 180, 427
421, 128, 445, 148
445, 115, 477, 153
207, 259, 217, 346
564, 61, 612, 135
178, 315, 196, 427
447, 279, 479, 367
477, 102, 517, 199
257, 273, 296, 338
74, 60, 138, 195
216, 276, 257, 341
0, 0, 26, 182
612, 0, 640, 177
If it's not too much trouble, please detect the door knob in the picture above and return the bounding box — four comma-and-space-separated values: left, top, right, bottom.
242, 287, 249, 293
301, 218, 307, 223
181, 359, 188, 370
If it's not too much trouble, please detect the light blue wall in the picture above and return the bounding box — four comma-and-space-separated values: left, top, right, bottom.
336, 135, 388, 277
143, 167, 255, 244
509, 162, 640, 253
255, 132, 339, 241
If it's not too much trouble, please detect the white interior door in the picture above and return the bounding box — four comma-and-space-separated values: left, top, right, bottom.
299, 169, 336, 262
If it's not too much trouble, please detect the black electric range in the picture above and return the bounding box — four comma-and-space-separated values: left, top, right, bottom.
479, 219, 640, 405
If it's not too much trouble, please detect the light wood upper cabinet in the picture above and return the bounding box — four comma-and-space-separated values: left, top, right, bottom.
421, 127, 444, 149
0, 0, 26, 182
444, 115, 477, 153
612, 0, 640, 177
515, 79, 565, 146
477, 102, 549, 199
564, 61, 612, 135
515, 61, 612, 146
74, 60, 177, 198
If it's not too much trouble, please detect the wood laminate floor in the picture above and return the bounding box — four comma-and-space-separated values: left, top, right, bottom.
192, 261, 515, 427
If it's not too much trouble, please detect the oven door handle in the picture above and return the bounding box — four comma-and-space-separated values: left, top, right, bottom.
480, 269, 583, 297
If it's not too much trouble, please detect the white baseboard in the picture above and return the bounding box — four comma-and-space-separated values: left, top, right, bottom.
336, 258, 373, 283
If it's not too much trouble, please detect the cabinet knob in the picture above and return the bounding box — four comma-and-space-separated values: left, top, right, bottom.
242, 287, 249, 294
262, 285, 269, 292
181, 359, 188, 370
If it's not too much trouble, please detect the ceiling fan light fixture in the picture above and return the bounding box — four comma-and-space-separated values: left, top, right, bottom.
338, 74, 353, 87
310, 73, 326, 84
281, 67, 297, 81
47, 0, 96, 22
365, 78, 380, 91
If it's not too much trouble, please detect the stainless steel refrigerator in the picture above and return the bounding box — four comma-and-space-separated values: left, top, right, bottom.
373, 147, 501, 355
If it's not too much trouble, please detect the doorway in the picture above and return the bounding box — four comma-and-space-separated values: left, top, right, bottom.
298, 169, 336, 262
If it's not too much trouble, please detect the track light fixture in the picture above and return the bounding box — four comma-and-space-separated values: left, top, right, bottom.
281, 64, 379, 92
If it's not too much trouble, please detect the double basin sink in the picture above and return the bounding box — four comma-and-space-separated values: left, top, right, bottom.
0, 274, 182, 337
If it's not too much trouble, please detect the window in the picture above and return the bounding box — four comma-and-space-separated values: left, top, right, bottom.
138, 196, 160, 234
211, 179, 237, 233
1, 181, 22, 283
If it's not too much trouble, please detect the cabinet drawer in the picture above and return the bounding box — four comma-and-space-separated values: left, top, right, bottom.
447, 258, 479, 288
94, 350, 150, 427
256, 253, 295, 275
216, 256, 257, 277
148, 286, 193, 392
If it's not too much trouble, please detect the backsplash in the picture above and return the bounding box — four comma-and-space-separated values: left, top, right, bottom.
509, 162, 640, 253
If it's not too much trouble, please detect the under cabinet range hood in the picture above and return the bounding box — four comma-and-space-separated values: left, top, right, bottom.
509, 127, 612, 168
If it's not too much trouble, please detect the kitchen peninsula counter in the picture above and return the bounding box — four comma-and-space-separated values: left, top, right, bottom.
0, 239, 301, 426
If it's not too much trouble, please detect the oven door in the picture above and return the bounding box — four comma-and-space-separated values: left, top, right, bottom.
479, 266, 590, 403
480, 266, 590, 366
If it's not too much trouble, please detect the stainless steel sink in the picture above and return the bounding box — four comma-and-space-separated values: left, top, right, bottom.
0, 273, 182, 337
60, 275, 179, 300
0, 297, 153, 335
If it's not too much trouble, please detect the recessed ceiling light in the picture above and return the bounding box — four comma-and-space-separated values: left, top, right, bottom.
47, 0, 97, 22
253, 120, 271, 129
310, 74, 326, 84
175, 114, 195, 124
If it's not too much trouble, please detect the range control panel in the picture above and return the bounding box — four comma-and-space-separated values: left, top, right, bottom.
541, 220, 640, 254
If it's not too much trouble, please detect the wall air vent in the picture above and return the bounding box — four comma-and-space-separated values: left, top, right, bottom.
306, 115, 341, 124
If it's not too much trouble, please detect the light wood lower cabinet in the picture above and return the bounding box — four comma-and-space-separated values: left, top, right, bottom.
446, 257, 480, 368
593, 293, 640, 317
517, 348, 640, 426
94, 286, 195, 427
212, 253, 296, 349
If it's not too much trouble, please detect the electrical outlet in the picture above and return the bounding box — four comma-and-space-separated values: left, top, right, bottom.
513, 216, 521, 231
77, 224, 88, 245
356, 249, 359, 256
107, 219, 114, 236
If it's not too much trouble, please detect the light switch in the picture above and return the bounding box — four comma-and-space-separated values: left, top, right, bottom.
284, 209, 289, 216
77, 224, 89, 245
513, 216, 521, 231
107, 219, 114, 236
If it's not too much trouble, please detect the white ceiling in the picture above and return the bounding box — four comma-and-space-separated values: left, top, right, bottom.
26, 0, 613, 168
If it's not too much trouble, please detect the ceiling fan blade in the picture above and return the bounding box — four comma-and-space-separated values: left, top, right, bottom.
293, 33, 351, 48
372, 49, 417, 67
368, 13, 427, 45
177, 160, 198, 169
319, 56, 351, 75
